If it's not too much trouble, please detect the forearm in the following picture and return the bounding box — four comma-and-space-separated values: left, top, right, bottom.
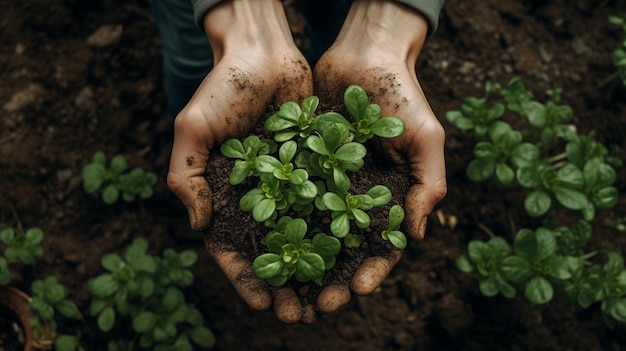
200, 1, 295, 61
334, 1, 431, 64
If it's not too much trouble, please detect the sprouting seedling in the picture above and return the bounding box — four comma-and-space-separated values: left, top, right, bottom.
264, 95, 321, 141
0, 227, 43, 266
343, 85, 406, 142
321, 185, 392, 238
81, 151, 157, 204
252, 218, 340, 286
220, 135, 275, 185
381, 205, 407, 249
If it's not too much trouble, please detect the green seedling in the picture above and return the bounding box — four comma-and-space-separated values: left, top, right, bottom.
29, 276, 83, 351
456, 236, 515, 298
608, 14, 626, 86
321, 185, 392, 238
82, 151, 157, 204
220, 135, 275, 185
451, 77, 624, 327
343, 85, 406, 142
381, 205, 407, 249
0, 227, 43, 267
88, 238, 215, 350
223, 84, 408, 287
253, 217, 340, 286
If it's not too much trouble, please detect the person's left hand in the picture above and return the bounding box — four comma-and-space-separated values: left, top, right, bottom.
310, 0, 448, 314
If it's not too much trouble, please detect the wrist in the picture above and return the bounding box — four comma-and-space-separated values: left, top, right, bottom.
203, 0, 297, 59
334, 0, 429, 63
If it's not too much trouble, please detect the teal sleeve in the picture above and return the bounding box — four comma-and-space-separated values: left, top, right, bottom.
190, 0, 445, 35
395, 0, 446, 35
190, 0, 221, 29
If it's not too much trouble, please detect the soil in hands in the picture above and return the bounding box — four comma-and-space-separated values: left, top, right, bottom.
205, 105, 413, 306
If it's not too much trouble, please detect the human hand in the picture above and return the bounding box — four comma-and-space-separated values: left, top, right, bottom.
166, 1, 313, 323
311, 0, 448, 314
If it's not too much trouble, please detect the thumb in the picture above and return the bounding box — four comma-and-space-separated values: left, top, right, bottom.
167, 111, 214, 231
403, 121, 447, 240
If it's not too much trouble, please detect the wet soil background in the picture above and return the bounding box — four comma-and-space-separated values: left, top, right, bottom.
1, 0, 626, 350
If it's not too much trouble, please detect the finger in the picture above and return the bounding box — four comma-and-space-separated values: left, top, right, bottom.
205, 241, 272, 311
301, 304, 317, 325
272, 287, 303, 324
351, 250, 403, 296
168, 110, 214, 231
403, 117, 447, 240
316, 284, 351, 314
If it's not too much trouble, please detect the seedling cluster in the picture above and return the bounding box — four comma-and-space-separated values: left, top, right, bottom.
221, 85, 408, 287
81, 151, 157, 205
609, 14, 626, 86
88, 238, 215, 350
450, 78, 625, 326
0, 226, 83, 350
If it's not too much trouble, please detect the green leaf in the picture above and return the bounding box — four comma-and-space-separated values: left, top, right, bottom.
312, 234, 341, 257
467, 158, 495, 182
456, 255, 474, 273
279, 141, 297, 164
524, 190, 551, 217
220, 139, 246, 159
386, 231, 407, 249
285, 218, 307, 245
102, 185, 119, 204
479, 277, 501, 297
514, 228, 556, 262
133, 311, 157, 333
98, 306, 116, 332
240, 188, 265, 211
367, 185, 392, 207
370, 117, 406, 138
495, 163, 514, 184
501, 256, 532, 284
322, 192, 347, 211
344, 85, 369, 121
388, 205, 405, 230
351, 208, 370, 228
55, 335, 80, 351
189, 326, 216, 348
253, 253, 284, 279
255, 155, 282, 173
88, 274, 119, 298
557, 164, 584, 188
110, 155, 128, 173
82, 164, 106, 192
334, 143, 366, 162
56, 299, 83, 319
330, 213, 350, 238
525, 276, 553, 304
295, 253, 325, 282
553, 186, 588, 210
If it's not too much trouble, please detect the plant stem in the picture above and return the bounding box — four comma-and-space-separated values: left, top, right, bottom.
579, 251, 598, 262
597, 71, 619, 88
547, 152, 567, 164
477, 223, 496, 238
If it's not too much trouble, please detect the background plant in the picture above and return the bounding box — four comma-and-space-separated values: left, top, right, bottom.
81, 151, 157, 205
222, 85, 408, 287
0, 225, 83, 350
88, 238, 215, 350
451, 77, 625, 327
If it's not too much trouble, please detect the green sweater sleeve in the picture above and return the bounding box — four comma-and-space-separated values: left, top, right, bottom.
190, 0, 445, 35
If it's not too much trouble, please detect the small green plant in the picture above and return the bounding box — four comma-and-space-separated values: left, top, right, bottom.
608, 14, 626, 86
222, 85, 408, 287
452, 77, 625, 327
252, 217, 340, 286
81, 151, 157, 205
88, 238, 215, 350
0, 225, 83, 350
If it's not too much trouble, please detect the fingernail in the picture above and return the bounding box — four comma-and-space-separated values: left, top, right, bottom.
418, 216, 428, 239
188, 206, 197, 229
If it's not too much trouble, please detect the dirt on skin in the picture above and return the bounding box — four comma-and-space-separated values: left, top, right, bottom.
1, 0, 626, 350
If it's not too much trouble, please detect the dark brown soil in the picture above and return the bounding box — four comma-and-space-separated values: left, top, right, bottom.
1, 0, 626, 350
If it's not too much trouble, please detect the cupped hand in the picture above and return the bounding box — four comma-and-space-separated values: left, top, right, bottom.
311, 0, 448, 314
166, 1, 313, 324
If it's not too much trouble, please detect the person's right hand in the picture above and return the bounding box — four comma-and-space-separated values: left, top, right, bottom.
166, 0, 313, 324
